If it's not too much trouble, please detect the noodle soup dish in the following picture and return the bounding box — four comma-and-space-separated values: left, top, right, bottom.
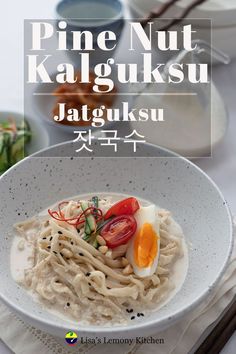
11, 194, 188, 326
0, 141, 232, 338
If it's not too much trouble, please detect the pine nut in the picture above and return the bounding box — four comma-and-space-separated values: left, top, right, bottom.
122, 264, 133, 275
61, 248, 73, 258
40, 241, 49, 249
96, 235, 106, 246
99, 246, 108, 254
17, 239, 25, 251
111, 244, 128, 259
105, 250, 113, 258
121, 257, 129, 267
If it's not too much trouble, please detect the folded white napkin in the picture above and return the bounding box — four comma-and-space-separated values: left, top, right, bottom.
1, 220, 235, 354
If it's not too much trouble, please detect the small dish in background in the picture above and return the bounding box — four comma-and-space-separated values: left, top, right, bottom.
55, 0, 124, 66
32, 71, 133, 133
32, 72, 116, 133
56, 0, 124, 27
130, 82, 228, 157
0, 111, 49, 173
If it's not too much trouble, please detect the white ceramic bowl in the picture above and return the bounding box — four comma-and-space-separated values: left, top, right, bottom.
0, 111, 49, 157
0, 141, 233, 338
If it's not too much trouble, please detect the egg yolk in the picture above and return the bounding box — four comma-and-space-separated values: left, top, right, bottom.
134, 223, 158, 268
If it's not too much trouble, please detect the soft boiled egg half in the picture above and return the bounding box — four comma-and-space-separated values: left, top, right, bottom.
126, 205, 160, 278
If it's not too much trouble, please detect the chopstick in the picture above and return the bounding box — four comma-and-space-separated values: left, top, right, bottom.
141, 0, 181, 28
141, 0, 208, 31
195, 296, 236, 354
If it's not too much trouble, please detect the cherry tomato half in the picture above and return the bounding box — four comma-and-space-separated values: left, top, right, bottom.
104, 197, 140, 220
100, 215, 137, 249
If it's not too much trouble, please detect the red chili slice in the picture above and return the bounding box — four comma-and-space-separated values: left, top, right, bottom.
48, 205, 103, 227
104, 197, 140, 220
100, 215, 137, 249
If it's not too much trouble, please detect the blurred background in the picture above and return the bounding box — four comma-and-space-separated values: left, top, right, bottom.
0, 0, 236, 353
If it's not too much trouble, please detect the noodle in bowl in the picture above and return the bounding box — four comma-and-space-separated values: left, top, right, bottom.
11, 194, 188, 326
0, 141, 232, 338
